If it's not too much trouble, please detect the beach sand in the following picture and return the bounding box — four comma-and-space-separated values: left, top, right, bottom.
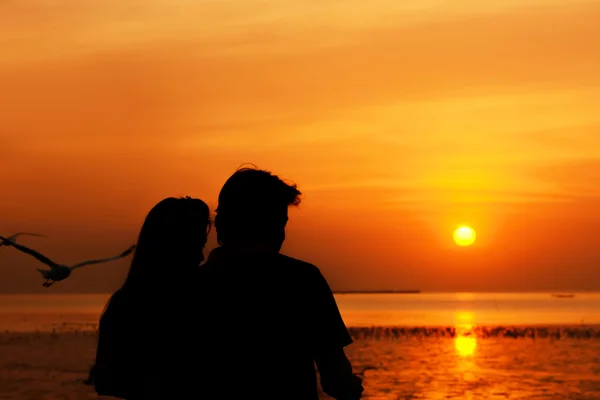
2, 326, 600, 399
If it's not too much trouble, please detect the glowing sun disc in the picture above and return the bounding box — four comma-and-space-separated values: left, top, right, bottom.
453, 226, 476, 246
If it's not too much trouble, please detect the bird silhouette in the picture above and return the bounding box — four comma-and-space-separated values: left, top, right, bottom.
0, 236, 135, 287
0, 232, 45, 260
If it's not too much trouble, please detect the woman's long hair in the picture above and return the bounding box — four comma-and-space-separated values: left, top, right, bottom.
102, 197, 211, 312
123, 197, 211, 292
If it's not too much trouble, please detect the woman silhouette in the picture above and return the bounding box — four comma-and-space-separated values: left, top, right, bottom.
93, 197, 211, 399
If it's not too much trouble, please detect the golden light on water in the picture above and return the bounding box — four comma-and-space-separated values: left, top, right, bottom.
455, 335, 477, 357
454, 312, 477, 357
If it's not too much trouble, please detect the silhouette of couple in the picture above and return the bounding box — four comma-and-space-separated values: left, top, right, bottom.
92, 166, 364, 399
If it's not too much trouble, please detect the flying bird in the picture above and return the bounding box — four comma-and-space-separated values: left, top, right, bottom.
0, 232, 45, 259
0, 236, 135, 287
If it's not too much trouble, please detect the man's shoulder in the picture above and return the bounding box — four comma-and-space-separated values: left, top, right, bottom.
274, 254, 323, 283
199, 249, 324, 284
273, 253, 323, 278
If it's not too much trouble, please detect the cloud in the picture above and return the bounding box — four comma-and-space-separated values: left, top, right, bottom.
3, 0, 591, 61
532, 158, 600, 195
522, 125, 600, 153
2, 0, 600, 151
172, 0, 600, 107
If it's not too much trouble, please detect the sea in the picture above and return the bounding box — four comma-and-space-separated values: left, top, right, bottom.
3, 292, 600, 399
1, 292, 599, 332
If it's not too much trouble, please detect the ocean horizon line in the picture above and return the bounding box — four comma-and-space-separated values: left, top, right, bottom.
0, 290, 598, 296
4, 324, 600, 336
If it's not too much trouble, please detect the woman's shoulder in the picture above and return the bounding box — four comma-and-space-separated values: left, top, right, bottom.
105, 289, 128, 309
99, 289, 132, 326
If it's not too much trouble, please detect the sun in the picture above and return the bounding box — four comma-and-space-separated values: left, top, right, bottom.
453, 225, 476, 246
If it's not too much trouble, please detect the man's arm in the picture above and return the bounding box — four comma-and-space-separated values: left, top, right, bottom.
308, 267, 364, 399
315, 348, 364, 400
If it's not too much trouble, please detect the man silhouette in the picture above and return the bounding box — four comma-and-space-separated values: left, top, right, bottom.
198, 166, 364, 400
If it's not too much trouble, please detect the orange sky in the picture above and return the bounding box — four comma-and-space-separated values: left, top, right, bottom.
1, 0, 600, 293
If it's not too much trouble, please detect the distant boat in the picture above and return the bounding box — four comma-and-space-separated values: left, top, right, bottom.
334, 290, 421, 294
551, 293, 575, 299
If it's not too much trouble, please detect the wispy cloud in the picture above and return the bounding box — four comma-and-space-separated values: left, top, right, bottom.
532, 158, 600, 196
522, 125, 600, 153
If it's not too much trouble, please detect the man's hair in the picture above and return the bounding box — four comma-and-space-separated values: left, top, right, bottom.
215, 166, 302, 244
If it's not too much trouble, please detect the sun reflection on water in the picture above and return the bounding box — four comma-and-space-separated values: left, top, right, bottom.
452, 312, 479, 383
455, 334, 477, 356
454, 312, 477, 357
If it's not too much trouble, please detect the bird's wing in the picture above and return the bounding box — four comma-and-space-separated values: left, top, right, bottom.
70, 245, 136, 270
0, 237, 59, 268
0, 233, 43, 262
9, 232, 45, 239
0, 232, 45, 248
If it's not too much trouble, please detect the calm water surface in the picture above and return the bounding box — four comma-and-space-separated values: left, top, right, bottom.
2, 293, 600, 399
1, 292, 599, 331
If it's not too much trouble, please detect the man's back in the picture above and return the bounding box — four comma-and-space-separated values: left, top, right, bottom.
197, 248, 361, 399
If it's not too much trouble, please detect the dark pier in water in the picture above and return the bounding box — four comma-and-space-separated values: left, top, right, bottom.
335, 290, 421, 294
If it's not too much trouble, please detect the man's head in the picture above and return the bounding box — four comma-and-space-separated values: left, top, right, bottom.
215, 166, 302, 251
